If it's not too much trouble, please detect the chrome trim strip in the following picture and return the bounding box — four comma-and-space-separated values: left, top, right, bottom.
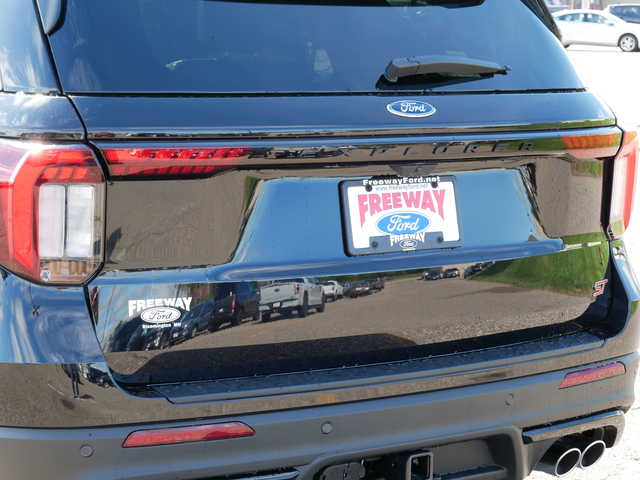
235, 471, 299, 480
94, 126, 623, 170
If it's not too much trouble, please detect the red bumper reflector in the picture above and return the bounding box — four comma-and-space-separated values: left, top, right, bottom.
102, 146, 251, 178
123, 421, 255, 448
559, 362, 626, 389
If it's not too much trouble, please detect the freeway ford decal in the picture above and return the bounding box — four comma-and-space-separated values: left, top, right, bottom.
341, 176, 462, 255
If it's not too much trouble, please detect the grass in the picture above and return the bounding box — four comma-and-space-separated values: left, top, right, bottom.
471, 243, 609, 295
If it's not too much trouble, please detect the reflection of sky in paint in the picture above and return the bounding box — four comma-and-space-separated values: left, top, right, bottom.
9, 293, 37, 363
456, 170, 539, 246
0, 279, 103, 364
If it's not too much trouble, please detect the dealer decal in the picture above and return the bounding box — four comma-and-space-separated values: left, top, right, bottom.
128, 297, 193, 317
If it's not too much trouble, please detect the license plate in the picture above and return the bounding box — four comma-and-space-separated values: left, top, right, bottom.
273, 302, 281, 308
341, 175, 463, 255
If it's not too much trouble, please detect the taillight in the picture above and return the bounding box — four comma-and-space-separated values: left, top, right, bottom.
608, 129, 638, 239
294, 283, 300, 295
0, 139, 105, 284
232, 296, 237, 311
101, 145, 250, 178
122, 422, 255, 448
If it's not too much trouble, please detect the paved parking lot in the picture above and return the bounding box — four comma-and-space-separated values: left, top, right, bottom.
529, 45, 640, 479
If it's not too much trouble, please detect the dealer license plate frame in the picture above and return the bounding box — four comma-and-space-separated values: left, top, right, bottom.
340, 175, 463, 256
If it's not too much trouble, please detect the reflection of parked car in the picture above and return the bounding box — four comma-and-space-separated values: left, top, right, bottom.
322, 280, 344, 301
167, 300, 213, 344
464, 264, 485, 278
209, 282, 261, 331
553, 10, 640, 51
260, 278, 325, 321
84, 366, 113, 388
423, 270, 443, 281
443, 268, 460, 278
605, 4, 640, 24
367, 278, 385, 291
346, 282, 371, 297
109, 317, 167, 352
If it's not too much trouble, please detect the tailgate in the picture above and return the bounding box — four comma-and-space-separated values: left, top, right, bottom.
85, 95, 622, 387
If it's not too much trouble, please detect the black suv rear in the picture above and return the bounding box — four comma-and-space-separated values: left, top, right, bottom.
1, 1, 639, 479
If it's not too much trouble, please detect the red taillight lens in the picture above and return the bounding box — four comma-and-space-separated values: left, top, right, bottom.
559, 362, 626, 389
122, 422, 255, 448
0, 140, 105, 283
102, 145, 251, 178
294, 283, 300, 295
608, 129, 638, 239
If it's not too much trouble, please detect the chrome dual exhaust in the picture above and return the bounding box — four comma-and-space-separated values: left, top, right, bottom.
539, 436, 607, 476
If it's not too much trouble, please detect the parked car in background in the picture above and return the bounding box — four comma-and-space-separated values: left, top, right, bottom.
553, 9, 640, 51
0, 0, 638, 479
605, 4, 640, 24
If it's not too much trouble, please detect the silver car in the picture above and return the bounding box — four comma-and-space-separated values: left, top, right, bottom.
553, 9, 640, 51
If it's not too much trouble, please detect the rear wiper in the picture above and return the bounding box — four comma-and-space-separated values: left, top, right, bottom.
384, 55, 509, 83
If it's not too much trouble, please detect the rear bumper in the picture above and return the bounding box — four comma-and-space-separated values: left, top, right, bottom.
0, 243, 638, 479
0, 352, 636, 480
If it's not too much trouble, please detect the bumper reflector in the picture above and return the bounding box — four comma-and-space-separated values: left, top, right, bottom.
559, 362, 626, 389
122, 421, 255, 448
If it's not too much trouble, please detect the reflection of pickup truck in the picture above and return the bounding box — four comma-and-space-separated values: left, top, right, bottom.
322, 280, 344, 301
260, 278, 325, 321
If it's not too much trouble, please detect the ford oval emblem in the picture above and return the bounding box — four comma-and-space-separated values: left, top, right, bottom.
399, 239, 419, 249
387, 100, 436, 118
141, 307, 182, 323
376, 212, 430, 235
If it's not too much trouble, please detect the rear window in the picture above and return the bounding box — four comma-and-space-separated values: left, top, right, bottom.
48, 0, 580, 93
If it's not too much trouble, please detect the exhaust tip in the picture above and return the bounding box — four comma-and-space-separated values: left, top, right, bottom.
540, 443, 582, 477
580, 440, 606, 469
554, 447, 582, 477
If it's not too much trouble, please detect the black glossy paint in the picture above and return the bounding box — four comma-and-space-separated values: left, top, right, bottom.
0, 0, 58, 94
90, 137, 617, 386
99, 151, 609, 273
72, 92, 612, 141
0, 268, 103, 364
0, 93, 84, 140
